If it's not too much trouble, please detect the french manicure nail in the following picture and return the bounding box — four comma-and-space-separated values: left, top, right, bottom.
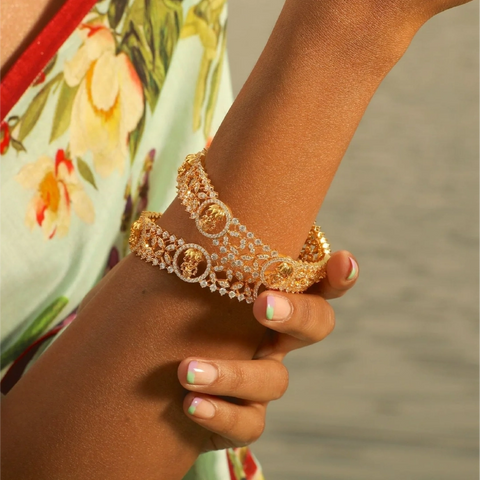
347, 257, 358, 281
188, 397, 215, 419
265, 294, 292, 321
186, 361, 218, 385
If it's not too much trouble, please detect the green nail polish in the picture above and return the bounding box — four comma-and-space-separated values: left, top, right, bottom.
188, 398, 203, 416
186, 360, 198, 385
347, 258, 358, 281
266, 295, 275, 320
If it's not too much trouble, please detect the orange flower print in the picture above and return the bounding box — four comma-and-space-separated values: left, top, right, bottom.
64, 23, 144, 178
16, 150, 94, 239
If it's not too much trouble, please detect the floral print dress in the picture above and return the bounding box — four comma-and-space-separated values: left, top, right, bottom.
0, 0, 264, 478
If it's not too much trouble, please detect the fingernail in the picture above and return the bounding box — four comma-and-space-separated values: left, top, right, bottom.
186, 361, 218, 385
265, 294, 292, 321
188, 397, 215, 419
346, 257, 358, 281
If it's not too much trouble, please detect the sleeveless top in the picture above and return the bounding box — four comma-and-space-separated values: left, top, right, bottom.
0, 0, 264, 478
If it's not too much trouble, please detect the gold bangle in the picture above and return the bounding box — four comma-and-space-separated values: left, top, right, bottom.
130, 211, 265, 303
175, 149, 331, 295
128, 211, 327, 303
130, 211, 215, 283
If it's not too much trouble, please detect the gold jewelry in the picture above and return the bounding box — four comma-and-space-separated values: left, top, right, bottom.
175, 149, 331, 295
130, 211, 214, 282
130, 212, 264, 303
129, 211, 328, 303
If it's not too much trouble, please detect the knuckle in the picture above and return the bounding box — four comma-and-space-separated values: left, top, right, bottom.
250, 415, 266, 442
324, 302, 336, 335
273, 363, 289, 399
279, 364, 290, 397
225, 405, 240, 433
297, 296, 336, 342
297, 296, 317, 339
218, 363, 247, 391
230, 364, 248, 391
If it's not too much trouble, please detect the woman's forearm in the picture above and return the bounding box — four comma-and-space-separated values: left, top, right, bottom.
2, 2, 423, 479
161, 0, 419, 256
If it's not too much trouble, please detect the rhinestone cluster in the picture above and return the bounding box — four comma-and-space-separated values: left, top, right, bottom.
129, 212, 262, 303
175, 149, 331, 294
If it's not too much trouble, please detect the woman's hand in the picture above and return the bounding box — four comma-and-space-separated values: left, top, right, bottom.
177, 251, 359, 451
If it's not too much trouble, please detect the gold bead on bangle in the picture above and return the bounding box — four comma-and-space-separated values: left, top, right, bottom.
176, 149, 331, 295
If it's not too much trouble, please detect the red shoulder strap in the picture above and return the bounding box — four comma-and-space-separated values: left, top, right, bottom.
1, 0, 97, 121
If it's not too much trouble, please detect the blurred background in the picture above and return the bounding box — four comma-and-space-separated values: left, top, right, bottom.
228, 2, 479, 479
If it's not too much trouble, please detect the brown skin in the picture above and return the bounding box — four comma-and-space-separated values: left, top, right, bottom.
0, 0, 65, 75
73, 251, 357, 452
1, 0, 472, 479
175, 250, 360, 452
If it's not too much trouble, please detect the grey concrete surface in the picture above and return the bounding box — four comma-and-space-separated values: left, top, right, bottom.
228, 2, 479, 479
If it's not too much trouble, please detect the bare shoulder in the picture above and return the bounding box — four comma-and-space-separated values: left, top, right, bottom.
0, 0, 65, 74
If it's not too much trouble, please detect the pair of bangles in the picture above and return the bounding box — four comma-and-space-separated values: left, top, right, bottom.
129, 149, 331, 303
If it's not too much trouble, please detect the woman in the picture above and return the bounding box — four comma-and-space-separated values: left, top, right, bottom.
1, 0, 359, 477
0, 0, 471, 478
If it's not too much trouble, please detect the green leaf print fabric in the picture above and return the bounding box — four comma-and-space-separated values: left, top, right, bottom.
0, 0, 264, 477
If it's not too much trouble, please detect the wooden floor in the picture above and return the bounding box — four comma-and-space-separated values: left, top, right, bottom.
228, 2, 479, 479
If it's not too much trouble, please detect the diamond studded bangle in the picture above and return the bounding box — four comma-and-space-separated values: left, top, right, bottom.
175, 149, 331, 295
129, 210, 328, 303
130, 211, 256, 301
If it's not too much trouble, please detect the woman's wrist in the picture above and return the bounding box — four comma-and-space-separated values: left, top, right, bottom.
161, 2, 422, 263
160, 2, 420, 263
285, 0, 422, 76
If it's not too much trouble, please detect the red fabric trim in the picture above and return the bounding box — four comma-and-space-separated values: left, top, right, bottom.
0, 0, 98, 121
0, 324, 64, 395
226, 448, 260, 480
227, 452, 237, 480
242, 449, 258, 478
0, 313, 76, 395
